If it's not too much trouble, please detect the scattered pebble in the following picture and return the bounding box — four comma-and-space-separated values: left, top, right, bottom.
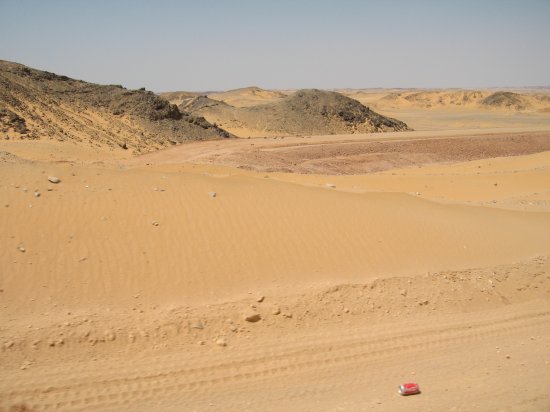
34, 190, 40, 198
209, 192, 217, 198
151, 221, 159, 226
272, 308, 281, 315
215, 338, 227, 347
48, 176, 61, 184
20, 360, 32, 370
17, 246, 26, 253
244, 312, 261, 323
256, 296, 265, 303
190, 320, 204, 330
104, 330, 116, 341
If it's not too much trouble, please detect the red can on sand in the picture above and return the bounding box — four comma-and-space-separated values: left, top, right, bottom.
398, 383, 421, 396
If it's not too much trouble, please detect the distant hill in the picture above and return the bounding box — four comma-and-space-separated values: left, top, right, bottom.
377, 89, 550, 112
480, 91, 532, 111
208, 86, 288, 107
159, 90, 202, 106
379, 90, 487, 108
181, 89, 410, 137
0, 61, 231, 153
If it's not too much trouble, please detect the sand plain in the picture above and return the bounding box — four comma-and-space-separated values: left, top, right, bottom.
1, 90, 550, 412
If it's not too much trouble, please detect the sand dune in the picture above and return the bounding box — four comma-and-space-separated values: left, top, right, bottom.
3, 156, 550, 316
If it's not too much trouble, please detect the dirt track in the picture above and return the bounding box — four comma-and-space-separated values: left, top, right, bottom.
135, 130, 550, 174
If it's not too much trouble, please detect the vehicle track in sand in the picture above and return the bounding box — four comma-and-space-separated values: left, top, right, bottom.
3, 304, 549, 411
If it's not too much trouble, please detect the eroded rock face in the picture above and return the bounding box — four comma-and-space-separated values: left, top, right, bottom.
0, 108, 28, 135
0, 60, 233, 150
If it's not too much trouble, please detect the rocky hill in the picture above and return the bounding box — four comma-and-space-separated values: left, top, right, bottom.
181, 89, 410, 137
0, 61, 231, 153
480, 91, 531, 111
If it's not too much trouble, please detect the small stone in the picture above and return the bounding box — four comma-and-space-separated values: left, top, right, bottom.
400, 289, 407, 297
272, 308, 281, 315
17, 246, 26, 253
34, 190, 40, 198
215, 338, 227, 347
209, 192, 217, 198
48, 176, 61, 184
104, 330, 116, 341
151, 221, 159, 226
326, 184, 336, 188
283, 313, 293, 319
505, 354, 511, 359
256, 296, 265, 303
190, 320, 204, 330
4, 340, 14, 349
244, 312, 261, 323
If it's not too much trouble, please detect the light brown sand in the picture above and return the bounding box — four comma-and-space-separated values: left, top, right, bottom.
1, 104, 550, 411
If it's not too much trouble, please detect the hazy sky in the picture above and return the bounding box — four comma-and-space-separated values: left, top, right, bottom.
1, 0, 549, 91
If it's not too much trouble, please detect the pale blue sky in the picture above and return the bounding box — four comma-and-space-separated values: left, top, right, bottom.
1, 0, 549, 91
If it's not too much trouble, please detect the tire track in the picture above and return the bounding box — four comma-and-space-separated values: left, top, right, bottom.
3, 308, 549, 411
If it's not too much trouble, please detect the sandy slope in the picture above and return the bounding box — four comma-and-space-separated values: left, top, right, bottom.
1, 119, 550, 410
208, 87, 287, 108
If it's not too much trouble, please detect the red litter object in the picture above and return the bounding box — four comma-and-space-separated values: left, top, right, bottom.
398, 382, 421, 396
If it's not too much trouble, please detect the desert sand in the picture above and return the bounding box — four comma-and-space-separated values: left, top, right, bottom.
2, 65, 550, 411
